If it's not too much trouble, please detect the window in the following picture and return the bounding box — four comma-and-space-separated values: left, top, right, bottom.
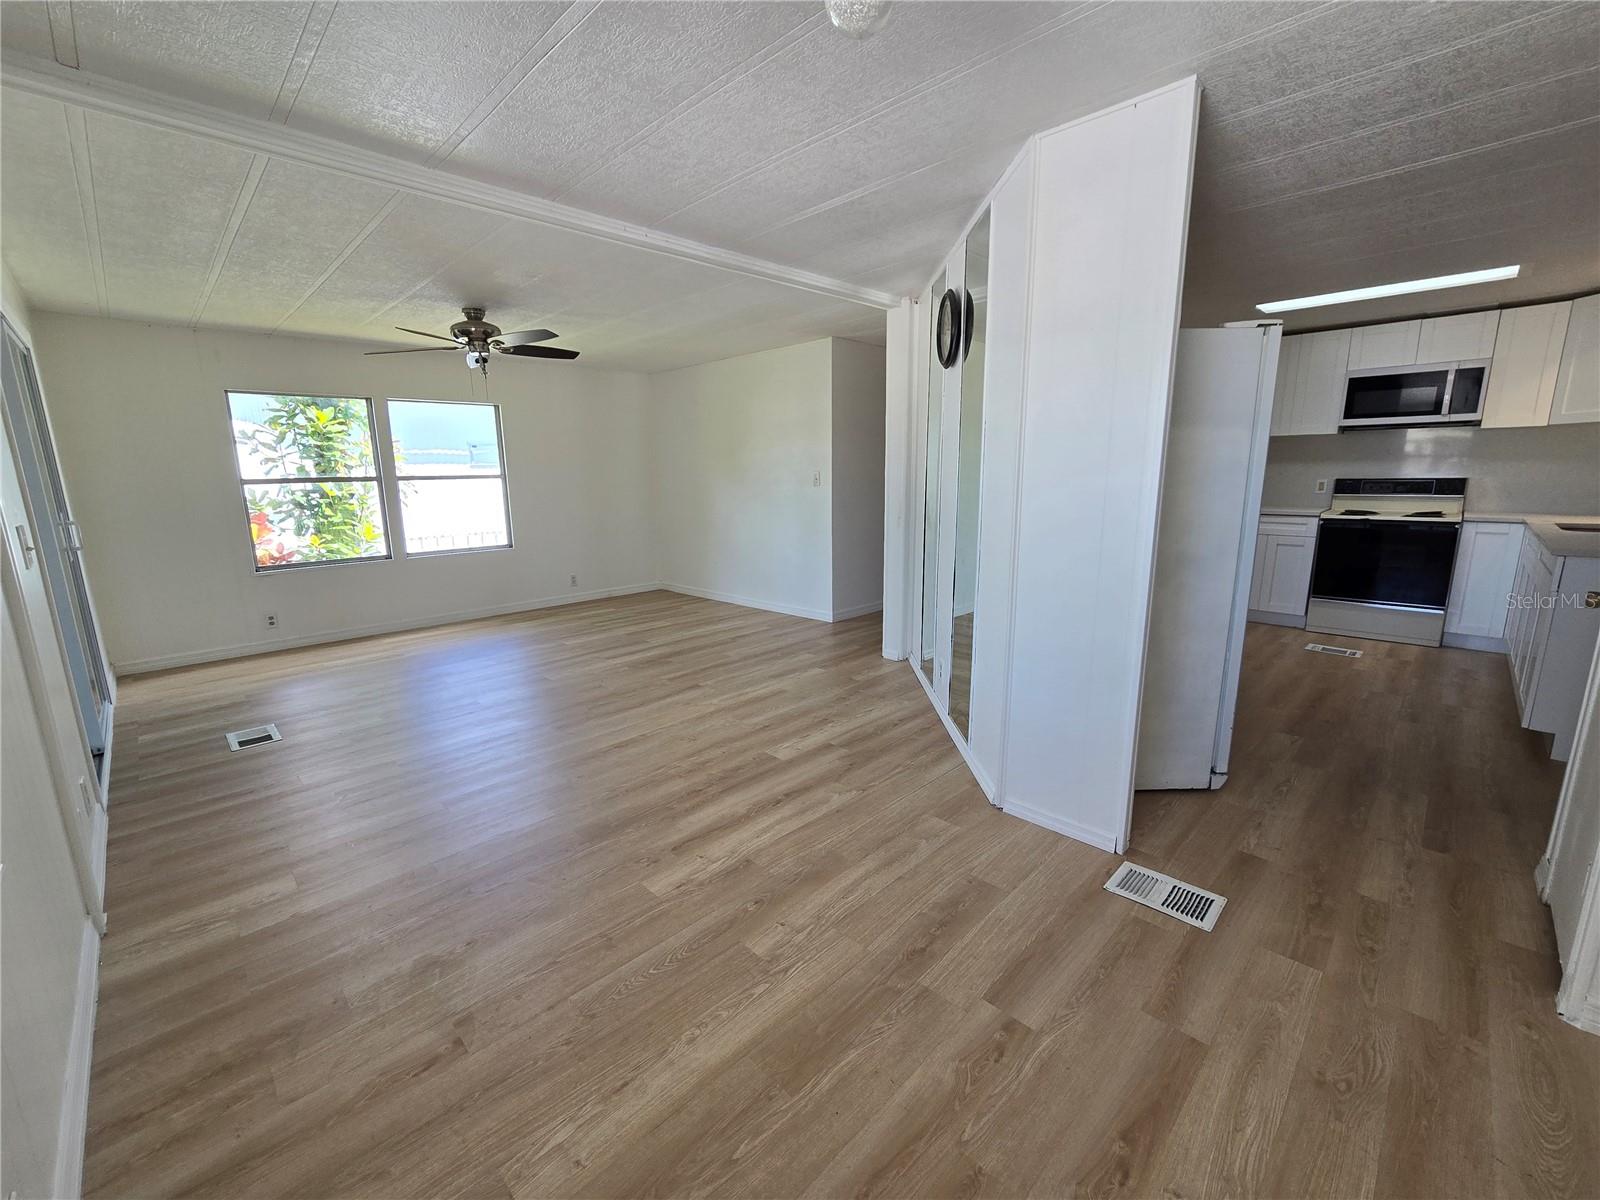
227, 392, 390, 570
386, 399, 510, 555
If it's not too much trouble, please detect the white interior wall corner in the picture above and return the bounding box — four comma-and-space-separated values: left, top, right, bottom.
829, 336, 887, 621
999, 75, 1201, 852
881, 298, 915, 658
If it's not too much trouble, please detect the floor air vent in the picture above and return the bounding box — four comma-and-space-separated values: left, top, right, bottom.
1104, 862, 1226, 932
1305, 642, 1363, 658
225, 724, 282, 752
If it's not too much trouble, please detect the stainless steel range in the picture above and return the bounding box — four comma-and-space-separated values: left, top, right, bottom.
1305, 477, 1466, 647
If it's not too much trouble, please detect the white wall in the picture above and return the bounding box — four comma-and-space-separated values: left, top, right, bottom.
1, 264, 100, 1200
651, 339, 836, 621
1002, 78, 1199, 852
830, 338, 886, 619
30, 314, 657, 672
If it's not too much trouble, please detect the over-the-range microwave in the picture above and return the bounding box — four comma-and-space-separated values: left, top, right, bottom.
1338, 359, 1489, 430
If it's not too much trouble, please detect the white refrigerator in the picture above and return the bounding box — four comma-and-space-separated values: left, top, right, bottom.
1135, 322, 1282, 790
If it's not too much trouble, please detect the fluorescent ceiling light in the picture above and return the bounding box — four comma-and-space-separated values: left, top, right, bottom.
1256, 265, 1521, 314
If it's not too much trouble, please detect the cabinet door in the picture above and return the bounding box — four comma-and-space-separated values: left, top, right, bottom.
1261, 533, 1316, 615
1418, 310, 1499, 362
1348, 320, 1422, 370
1292, 329, 1352, 434
1550, 293, 1599, 424
1518, 556, 1557, 718
1269, 335, 1302, 437
1444, 522, 1523, 639
1484, 301, 1570, 428
1249, 531, 1270, 609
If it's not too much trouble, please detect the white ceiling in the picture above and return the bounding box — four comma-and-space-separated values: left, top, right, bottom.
2, 1, 1596, 371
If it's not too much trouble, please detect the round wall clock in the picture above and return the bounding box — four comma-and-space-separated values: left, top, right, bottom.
936, 287, 962, 369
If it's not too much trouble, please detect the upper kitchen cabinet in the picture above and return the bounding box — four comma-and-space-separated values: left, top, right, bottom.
1348, 319, 1421, 370
1417, 310, 1499, 363
1483, 300, 1571, 428
1271, 329, 1350, 436
1550, 293, 1600, 425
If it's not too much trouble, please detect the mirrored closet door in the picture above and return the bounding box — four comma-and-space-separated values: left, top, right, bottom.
911, 209, 989, 747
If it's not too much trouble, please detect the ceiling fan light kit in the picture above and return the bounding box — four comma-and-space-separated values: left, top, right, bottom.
364, 306, 579, 374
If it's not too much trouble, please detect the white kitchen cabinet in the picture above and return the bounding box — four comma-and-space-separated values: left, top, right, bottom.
1272, 330, 1350, 436
1507, 530, 1600, 760
1270, 334, 1301, 437
1249, 515, 1317, 623
1417, 310, 1500, 363
1484, 300, 1570, 428
1444, 521, 1523, 642
1348, 320, 1421, 370
1550, 293, 1600, 425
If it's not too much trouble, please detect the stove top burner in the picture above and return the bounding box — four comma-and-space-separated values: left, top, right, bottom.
1407, 510, 1446, 518
1340, 508, 1378, 515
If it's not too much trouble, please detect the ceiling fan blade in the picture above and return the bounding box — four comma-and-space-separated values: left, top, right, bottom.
498, 344, 579, 360
496, 327, 557, 347
364, 346, 459, 355
394, 325, 460, 344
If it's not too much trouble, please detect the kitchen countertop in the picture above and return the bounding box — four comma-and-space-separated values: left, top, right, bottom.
1518, 516, 1600, 559
1260, 507, 1600, 557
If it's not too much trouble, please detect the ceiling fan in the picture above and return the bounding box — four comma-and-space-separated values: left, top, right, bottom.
364, 306, 578, 374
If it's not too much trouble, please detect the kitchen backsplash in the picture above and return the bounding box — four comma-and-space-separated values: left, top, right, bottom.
1262, 422, 1600, 515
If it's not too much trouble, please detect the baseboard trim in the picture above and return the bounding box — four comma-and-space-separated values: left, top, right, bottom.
1534, 855, 1553, 901
55, 920, 100, 1200
1247, 610, 1305, 628
1561, 997, 1600, 1036
831, 600, 884, 621
114, 584, 665, 674
1001, 799, 1121, 854
1442, 631, 1509, 654
661, 584, 832, 623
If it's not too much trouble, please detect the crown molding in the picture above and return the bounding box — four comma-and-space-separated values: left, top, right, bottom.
0, 52, 898, 311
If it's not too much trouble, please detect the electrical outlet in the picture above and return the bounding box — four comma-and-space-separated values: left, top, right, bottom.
569, 574, 578, 588
1314, 479, 1328, 494
265, 612, 278, 629
812, 470, 822, 488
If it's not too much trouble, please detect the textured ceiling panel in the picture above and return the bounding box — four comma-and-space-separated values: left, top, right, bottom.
356, 218, 742, 345
558, 1, 1073, 226
446, 2, 816, 197
0, 90, 99, 312
62, 1, 315, 116
86, 113, 254, 319
1213, 71, 1600, 214
276, 194, 510, 337
1176, 1, 1553, 125
2, 0, 1596, 365
0, 2, 56, 59
285, 2, 572, 158
200, 159, 399, 330
656, 1, 1304, 256
1201, 4, 1600, 172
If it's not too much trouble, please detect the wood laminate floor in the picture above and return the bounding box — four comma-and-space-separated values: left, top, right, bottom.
85, 593, 1598, 1199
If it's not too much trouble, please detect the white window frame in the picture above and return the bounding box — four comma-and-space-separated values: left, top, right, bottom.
224, 390, 393, 573
385, 397, 513, 558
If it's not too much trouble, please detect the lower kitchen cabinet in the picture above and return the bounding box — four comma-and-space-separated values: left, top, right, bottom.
1444, 521, 1523, 644
1507, 531, 1600, 761
1248, 515, 1317, 625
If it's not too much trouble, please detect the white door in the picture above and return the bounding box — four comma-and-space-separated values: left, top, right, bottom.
1, 320, 112, 773
1136, 324, 1280, 790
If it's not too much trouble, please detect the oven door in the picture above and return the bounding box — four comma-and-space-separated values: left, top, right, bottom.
1310, 518, 1462, 610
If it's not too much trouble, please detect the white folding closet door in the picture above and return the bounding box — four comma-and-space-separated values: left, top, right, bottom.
931, 247, 965, 709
